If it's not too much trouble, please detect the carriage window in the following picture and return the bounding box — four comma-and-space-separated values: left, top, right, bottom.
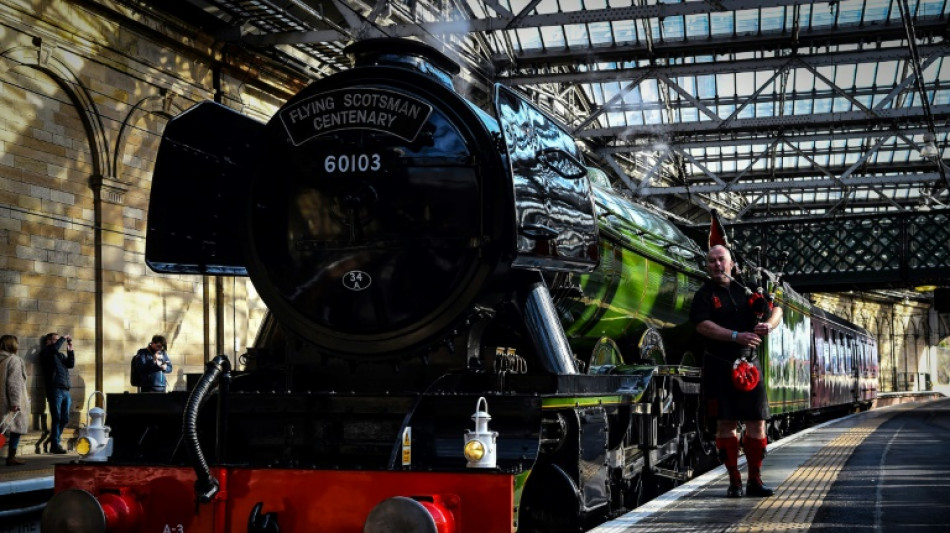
845, 335, 853, 373
830, 330, 838, 373
855, 341, 863, 372
835, 333, 845, 374
822, 326, 830, 372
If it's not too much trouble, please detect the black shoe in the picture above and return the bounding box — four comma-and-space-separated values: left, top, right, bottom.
746, 482, 774, 497
726, 483, 744, 498
50, 447, 67, 455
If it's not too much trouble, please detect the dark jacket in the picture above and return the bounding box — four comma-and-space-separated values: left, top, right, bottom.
41, 337, 75, 391
134, 348, 172, 392
689, 280, 760, 360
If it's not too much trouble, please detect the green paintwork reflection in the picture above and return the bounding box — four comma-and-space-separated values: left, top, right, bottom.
761, 283, 812, 415
555, 185, 705, 361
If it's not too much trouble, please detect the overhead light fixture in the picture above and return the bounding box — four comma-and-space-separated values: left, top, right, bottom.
920, 132, 939, 159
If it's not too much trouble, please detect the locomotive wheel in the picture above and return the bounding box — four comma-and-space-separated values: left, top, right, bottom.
691, 431, 720, 476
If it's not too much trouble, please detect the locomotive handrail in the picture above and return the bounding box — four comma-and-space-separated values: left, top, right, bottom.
597, 223, 706, 276
597, 210, 702, 258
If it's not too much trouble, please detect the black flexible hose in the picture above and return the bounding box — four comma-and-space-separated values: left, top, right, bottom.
182, 354, 231, 503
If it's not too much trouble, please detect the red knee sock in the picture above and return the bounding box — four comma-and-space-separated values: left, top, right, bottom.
716, 436, 741, 485
744, 437, 768, 486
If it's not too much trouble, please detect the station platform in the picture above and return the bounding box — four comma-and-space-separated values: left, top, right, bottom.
0, 451, 70, 530
1, 397, 947, 532
593, 396, 950, 533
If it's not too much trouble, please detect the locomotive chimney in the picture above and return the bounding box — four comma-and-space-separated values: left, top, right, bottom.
344, 38, 460, 88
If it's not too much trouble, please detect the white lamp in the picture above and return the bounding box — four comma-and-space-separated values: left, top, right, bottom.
463, 397, 498, 468
76, 392, 113, 462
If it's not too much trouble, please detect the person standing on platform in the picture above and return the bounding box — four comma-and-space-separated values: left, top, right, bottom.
690, 245, 782, 498
133, 335, 173, 392
40, 332, 75, 454
1, 335, 30, 466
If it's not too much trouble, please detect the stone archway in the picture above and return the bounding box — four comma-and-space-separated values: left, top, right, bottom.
1, 39, 112, 399
1, 41, 111, 176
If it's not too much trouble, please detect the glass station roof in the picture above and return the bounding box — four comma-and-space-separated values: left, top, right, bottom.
156, 0, 950, 225
461, 0, 950, 223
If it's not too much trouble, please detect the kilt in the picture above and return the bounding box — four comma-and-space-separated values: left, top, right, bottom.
703, 349, 770, 421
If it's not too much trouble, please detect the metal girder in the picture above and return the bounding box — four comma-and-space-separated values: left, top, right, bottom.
571, 68, 654, 133
724, 210, 950, 292
598, 127, 939, 151
741, 195, 938, 214
548, 47, 950, 132
232, 0, 821, 44
578, 87, 935, 119
578, 104, 950, 140
501, 44, 947, 85
640, 171, 944, 196
681, 159, 946, 182
494, 17, 949, 69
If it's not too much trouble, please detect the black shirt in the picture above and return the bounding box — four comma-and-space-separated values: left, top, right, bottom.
689, 280, 759, 360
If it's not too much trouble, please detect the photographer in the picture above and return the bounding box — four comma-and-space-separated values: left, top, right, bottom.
40, 332, 75, 454
133, 334, 173, 392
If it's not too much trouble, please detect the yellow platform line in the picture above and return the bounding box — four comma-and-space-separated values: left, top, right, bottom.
728, 412, 893, 533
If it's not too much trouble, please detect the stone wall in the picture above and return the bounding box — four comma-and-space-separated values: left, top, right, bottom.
0, 0, 303, 434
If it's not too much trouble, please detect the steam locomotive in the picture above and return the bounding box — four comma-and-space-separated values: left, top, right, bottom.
43, 38, 878, 533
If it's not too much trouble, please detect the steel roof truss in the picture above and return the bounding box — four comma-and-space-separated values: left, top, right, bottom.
794, 57, 874, 117
640, 171, 943, 196
578, 104, 950, 139
872, 50, 943, 112
721, 62, 791, 127
735, 192, 772, 219
673, 147, 726, 188
838, 135, 890, 182
778, 138, 845, 190
654, 72, 720, 122
600, 152, 641, 193
480, 0, 513, 19
571, 68, 653, 134
634, 149, 673, 196
500, 44, 949, 87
